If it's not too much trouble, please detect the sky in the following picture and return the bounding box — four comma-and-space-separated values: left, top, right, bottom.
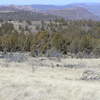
0, 0, 100, 5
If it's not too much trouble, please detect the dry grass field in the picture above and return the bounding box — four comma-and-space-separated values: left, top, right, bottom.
0, 54, 100, 100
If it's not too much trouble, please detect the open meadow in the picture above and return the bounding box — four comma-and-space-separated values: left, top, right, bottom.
0, 53, 100, 100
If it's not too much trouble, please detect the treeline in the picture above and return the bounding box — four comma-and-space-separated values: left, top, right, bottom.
0, 22, 33, 52
0, 19, 100, 57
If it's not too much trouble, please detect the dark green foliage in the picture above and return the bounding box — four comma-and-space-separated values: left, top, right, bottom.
0, 23, 17, 35
31, 31, 51, 55
32, 19, 100, 57
0, 20, 100, 57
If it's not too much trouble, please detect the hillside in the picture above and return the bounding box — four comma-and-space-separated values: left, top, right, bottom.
31, 4, 66, 10
65, 3, 100, 17
0, 2, 100, 100
0, 5, 34, 12
31, 3, 100, 17
0, 4, 100, 21
46, 7, 99, 20
30, 3, 100, 19
0, 10, 57, 21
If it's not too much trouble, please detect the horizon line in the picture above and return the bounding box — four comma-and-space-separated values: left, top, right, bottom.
0, 2, 100, 6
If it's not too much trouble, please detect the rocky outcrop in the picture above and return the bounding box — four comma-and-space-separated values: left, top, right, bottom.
81, 70, 100, 80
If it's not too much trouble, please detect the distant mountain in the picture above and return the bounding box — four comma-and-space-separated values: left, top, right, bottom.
0, 5, 59, 21
0, 3, 100, 21
31, 3, 100, 20
0, 10, 57, 21
0, 5, 37, 12
31, 4, 67, 10
72, 3, 100, 17
46, 7, 99, 20
64, 3, 100, 17
31, 3, 100, 17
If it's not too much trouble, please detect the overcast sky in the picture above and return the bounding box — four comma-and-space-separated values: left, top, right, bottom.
0, 0, 100, 5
